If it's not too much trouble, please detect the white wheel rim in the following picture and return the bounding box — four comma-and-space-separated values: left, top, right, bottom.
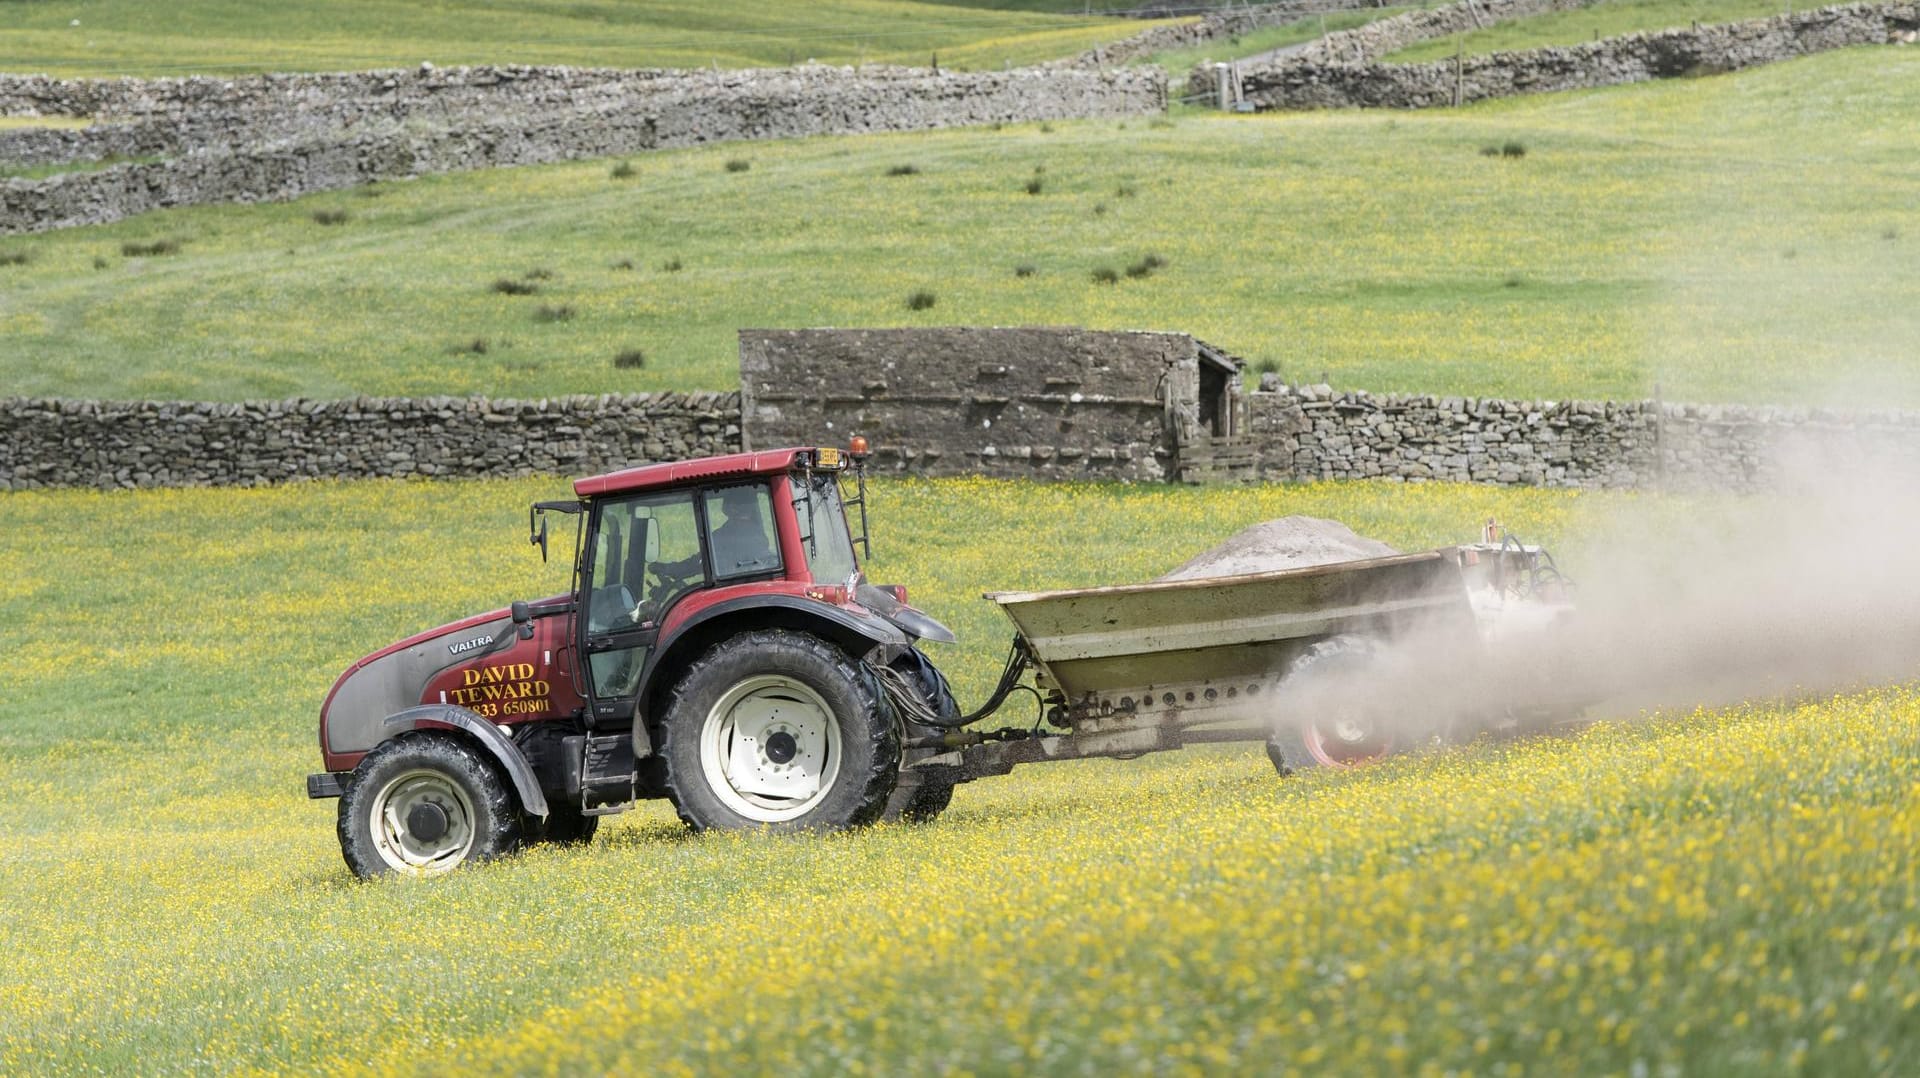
698, 674, 843, 823
369, 768, 477, 876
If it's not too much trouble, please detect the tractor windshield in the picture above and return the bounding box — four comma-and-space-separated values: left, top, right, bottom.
790, 472, 859, 584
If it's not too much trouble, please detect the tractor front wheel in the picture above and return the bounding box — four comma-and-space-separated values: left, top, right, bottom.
661, 630, 900, 832
338, 734, 521, 879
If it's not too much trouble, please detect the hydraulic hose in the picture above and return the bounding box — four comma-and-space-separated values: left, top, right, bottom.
872, 639, 1033, 729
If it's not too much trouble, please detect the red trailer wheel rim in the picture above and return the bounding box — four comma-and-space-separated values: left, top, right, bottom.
1302, 714, 1393, 768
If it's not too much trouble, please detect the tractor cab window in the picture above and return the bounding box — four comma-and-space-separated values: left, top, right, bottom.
790, 472, 859, 585
702, 484, 781, 580
584, 491, 703, 698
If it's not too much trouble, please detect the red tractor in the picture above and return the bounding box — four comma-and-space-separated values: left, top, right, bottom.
310, 443, 963, 878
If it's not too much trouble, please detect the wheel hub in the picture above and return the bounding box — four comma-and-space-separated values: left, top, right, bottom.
406, 802, 449, 842
764, 730, 799, 765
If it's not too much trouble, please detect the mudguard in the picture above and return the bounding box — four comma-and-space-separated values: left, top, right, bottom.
636, 594, 912, 718
381, 704, 550, 818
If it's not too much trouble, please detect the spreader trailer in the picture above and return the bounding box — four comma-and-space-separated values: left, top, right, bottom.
309, 441, 1570, 878
908, 540, 1565, 785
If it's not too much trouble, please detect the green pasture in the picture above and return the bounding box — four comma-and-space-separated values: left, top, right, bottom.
0, 0, 1161, 78
2, 475, 1917, 1073
1389, 0, 1822, 63
2, 48, 1916, 405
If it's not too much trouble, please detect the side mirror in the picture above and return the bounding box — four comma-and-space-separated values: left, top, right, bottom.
511, 600, 534, 639
528, 499, 582, 565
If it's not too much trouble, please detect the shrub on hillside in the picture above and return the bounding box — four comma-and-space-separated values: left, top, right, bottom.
906, 289, 937, 311
534, 304, 576, 323
613, 349, 646, 369
886, 164, 921, 177
610, 161, 636, 179
1126, 252, 1167, 279
311, 209, 350, 226
725, 158, 752, 173
491, 278, 539, 296
121, 239, 182, 257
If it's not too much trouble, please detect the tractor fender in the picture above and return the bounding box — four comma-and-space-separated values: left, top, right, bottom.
636, 595, 910, 724
380, 704, 550, 818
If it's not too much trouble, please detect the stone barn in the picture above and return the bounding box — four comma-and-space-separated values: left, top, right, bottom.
738, 327, 1249, 483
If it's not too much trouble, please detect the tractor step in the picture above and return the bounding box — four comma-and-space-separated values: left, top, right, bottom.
573, 734, 636, 814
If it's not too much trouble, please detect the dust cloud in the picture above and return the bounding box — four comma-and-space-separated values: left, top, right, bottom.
1281, 451, 1920, 752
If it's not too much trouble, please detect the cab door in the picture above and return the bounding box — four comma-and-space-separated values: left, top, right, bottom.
579, 489, 708, 726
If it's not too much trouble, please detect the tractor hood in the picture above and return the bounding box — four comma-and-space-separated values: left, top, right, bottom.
318, 597, 579, 770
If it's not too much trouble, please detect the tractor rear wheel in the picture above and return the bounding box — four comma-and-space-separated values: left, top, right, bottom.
884, 649, 961, 823
661, 630, 899, 833
338, 733, 521, 879
1267, 635, 1396, 775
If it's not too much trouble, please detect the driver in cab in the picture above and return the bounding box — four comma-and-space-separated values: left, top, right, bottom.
707, 486, 779, 578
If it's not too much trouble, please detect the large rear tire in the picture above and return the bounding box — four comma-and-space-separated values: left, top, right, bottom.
883, 649, 961, 823
1267, 635, 1395, 775
661, 630, 899, 832
338, 733, 522, 879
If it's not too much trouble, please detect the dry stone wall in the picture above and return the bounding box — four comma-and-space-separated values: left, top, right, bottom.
1069, 0, 1392, 67
0, 392, 738, 490
1201, 2, 1918, 109
10, 328, 1920, 494
1, 64, 1164, 234
1248, 384, 1920, 492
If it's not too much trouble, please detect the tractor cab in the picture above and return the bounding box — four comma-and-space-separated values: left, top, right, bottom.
516, 442, 954, 813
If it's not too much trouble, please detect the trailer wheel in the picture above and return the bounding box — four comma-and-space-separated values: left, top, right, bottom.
661, 630, 899, 832
1267, 635, 1395, 774
884, 649, 960, 823
338, 734, 521, 879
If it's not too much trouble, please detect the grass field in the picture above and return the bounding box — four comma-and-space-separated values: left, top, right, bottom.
1388, 0, 1814, 63
2, 474, 1917, 1072
0, 0, 1162, 77
2, 47, 1915, 406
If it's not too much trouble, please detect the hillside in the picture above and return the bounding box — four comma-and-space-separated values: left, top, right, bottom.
2, 47, 1916, 406
0, 0, 1163, 77
1387, 0, 1827, 62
